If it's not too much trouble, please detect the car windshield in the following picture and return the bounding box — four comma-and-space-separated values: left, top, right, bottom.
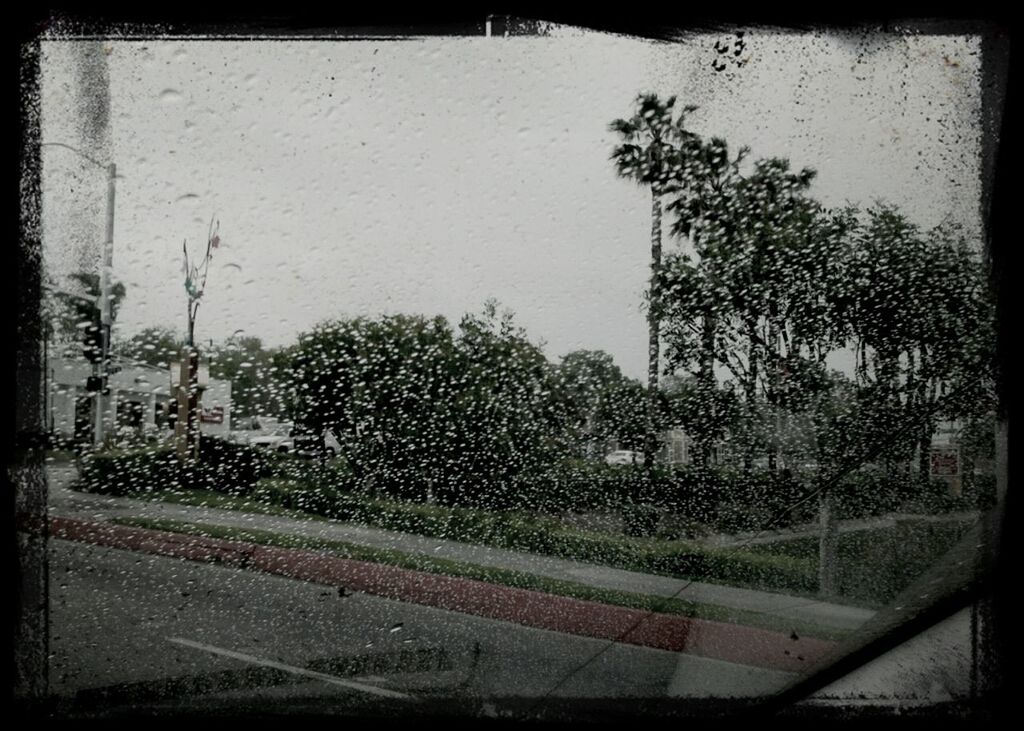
17, 17, 1008, 722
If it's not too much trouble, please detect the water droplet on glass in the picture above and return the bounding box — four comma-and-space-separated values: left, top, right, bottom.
160, 89, 183, 104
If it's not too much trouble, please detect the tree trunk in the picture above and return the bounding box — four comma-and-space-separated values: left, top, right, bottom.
878, 348, 900, 476
818, 487, 840, 597
915, 349, 933, 486
696, 310, 716, 468
743, 319, 759, 472
176, 346, 200, 465
766, 318, 779, 472
643, 187, 662, 501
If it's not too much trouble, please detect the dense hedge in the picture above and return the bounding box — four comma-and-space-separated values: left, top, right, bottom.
73, 440, 983, 601
75, 438, 263, 496
250, 476, 817, 595
76, 446, 180, 496
75, 437, 993, 540
218, 450, 996, 538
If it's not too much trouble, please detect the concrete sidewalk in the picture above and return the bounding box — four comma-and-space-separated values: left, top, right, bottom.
45, 464, 876, 634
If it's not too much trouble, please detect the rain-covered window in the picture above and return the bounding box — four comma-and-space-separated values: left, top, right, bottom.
15, 16, 1009, 721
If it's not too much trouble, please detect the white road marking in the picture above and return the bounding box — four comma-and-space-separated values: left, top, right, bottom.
167, 637, 416, 701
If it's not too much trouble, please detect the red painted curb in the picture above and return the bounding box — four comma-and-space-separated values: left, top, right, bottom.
50, 516, 836, 672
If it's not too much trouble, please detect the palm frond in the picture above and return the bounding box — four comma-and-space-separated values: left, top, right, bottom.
609, 118, 637, 135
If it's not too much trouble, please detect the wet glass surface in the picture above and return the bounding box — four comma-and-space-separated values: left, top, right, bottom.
21, 19, 1005, 719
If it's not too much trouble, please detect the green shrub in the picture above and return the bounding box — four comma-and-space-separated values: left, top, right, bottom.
196, 437, 262, 494
473, 460, 651, 516
622, 503, 660, 537
836, 518, 975, 604
659, 467, 723, 520
967, 474, 997, 510
76, 446, 180, 496
241, 476, 821, 594
828, 471, 905, 519
76, 438, 264, 497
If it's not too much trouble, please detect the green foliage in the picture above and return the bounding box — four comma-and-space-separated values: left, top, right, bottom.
257, 450, 356, 490
207, 335, 291, 421
49, 271, 127, 361
76, 446, 181, 496
196, 437, 263, 494
75, 438, 263, 496
609, 93, 702, 195
248, 476, 817, 595
746, 517, 977, 605
552, 350, 652, 456
288, 303, 570, 506
659, 151, 995, 483
113, 326, 184, 369
652, 129, 997, 481
622, 503, 660, 537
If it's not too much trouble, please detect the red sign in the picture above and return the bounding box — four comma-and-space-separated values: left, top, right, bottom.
930, 447, 960, 477
200, 406, 224, 424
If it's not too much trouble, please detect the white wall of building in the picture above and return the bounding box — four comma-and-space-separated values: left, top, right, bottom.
47, 355, 231, 443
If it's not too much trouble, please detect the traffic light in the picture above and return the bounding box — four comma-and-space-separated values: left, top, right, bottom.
80, 315, 103, 363
85, 374, 109, 395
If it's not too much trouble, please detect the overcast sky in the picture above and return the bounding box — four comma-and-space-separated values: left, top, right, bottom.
38, 26, 984, 383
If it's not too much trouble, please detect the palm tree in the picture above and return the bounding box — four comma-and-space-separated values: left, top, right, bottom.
50, 270, 127, 359
609, 93, 701, 487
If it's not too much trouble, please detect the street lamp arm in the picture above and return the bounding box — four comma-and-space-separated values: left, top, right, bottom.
39, 141, 108, 170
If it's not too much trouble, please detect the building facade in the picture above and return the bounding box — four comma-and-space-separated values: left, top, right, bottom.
46, 355, 231, 445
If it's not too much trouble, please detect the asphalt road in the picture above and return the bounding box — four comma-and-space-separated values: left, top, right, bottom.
47, 538, 795, 719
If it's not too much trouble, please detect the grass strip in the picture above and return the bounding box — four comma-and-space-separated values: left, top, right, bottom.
138, 484, 825, 600
110, 514, 851, 642
134, 487, 310, 520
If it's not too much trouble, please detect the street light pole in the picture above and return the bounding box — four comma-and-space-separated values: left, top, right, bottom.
41, 142, 117, 448
95, 162, 116, 446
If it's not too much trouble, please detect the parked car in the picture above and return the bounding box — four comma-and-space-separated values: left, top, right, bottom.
248, 422, 295, 452
604, 450, 645, 466
290, 426, 341, 458
249, 422, 340, 458
224, 429, 255, 446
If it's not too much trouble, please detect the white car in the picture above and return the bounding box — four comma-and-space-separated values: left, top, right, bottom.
604, 450, 645, 466
224, 429, 257, 446
248, 422, 295, 452
290, 429, 342, 458
250, 423, 340, 457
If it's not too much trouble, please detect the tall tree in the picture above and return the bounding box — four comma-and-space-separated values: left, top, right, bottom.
49, 270, 126, 360
555, 349, 647, 458
839, 207, 998, 480
610, 93, 701, 488
113, 326, 183, 368
288, 303, 565, 508
450, 302, 566, 507
207, 335, 290, 423
289, 313, 459, 501
662, 137, 749, 467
